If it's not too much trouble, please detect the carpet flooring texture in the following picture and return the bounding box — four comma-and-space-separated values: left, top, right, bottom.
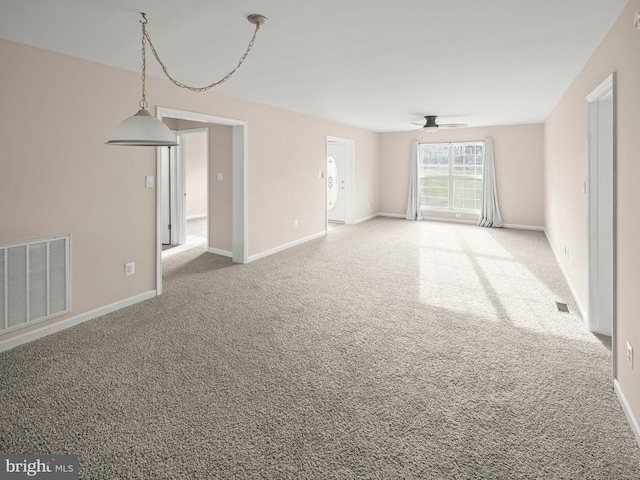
1, 218, 639, 479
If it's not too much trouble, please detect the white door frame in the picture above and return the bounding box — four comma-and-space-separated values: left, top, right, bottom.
586, 73, 616, 372
160, 134, 178, 246
175, 128, 210, 246
155, 107, 248, 295
325, 136, 355, 228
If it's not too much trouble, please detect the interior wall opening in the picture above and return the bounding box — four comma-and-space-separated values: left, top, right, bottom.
155, 108, 248, 295
161, 128, 210, 256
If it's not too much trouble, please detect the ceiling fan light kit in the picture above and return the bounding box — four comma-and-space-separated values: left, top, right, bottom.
107, 12, 267, 147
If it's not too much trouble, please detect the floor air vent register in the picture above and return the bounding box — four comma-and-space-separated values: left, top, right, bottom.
0, 236, 70, 333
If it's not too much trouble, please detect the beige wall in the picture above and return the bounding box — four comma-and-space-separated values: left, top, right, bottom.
544, 0, 640, 421
208, 125, 233, 252
0, 40, 379, 342
379, 124, 544, 227
184, 131, 208, 219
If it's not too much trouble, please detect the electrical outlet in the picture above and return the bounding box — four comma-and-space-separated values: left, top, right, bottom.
294, 220, 299, 229
145, 175, 154, 188
455, 213, 462, 218
627, 342, 634, 368
124, 262, 135, 276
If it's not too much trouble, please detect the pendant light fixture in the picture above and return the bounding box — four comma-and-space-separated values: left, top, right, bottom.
107, 12, 267, 146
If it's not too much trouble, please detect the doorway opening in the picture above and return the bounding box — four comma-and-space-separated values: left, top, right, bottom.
326, 136, 355, 230
161, 128, 209, 254
586, 73, 616, 372
155, 107, 248, 295
183, 129, 209, 249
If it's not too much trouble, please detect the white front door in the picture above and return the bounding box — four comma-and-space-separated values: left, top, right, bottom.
327, 143, 346, 222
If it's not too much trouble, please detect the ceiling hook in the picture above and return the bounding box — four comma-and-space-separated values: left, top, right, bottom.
139, 12, 148, 25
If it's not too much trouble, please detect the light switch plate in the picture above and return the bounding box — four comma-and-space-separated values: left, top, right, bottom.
145, 176, 155, 188
217, 173, 224, 181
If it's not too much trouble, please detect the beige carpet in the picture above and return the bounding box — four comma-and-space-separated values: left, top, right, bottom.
1, 217, 639, 479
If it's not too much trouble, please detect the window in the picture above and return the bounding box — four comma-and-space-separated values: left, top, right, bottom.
418, 141, 484, 212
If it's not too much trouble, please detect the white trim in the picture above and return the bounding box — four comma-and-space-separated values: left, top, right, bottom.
586, 73, 616, 342
175, 135, 186, 245
544, 229, 587, 323
354, 214, 378, 224
0, 290, 156, 353
158, 140, 176, 254
186, 214, 207, 221
421, 207, 481, 215
207, 248, 232, 258
421, 216, 477, 226
586, 74, 614, 102
247, 231, 326, 263
232, 124, 249, 264
376, 214, 543, 232
503, 223, 545, 231
614, 379, 640, 448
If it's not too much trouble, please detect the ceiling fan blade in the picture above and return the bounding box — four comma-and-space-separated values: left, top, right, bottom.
438, 123, 467, 128
411, 122, 425, 126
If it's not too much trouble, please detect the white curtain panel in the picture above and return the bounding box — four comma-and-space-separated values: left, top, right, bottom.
478, 138, 503, 228
405, 142, 422, 221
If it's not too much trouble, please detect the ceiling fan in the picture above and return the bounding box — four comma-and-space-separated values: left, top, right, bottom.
413, 115, 467, 132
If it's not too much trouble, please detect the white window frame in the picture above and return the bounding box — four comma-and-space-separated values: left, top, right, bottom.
418, 141, 485, 214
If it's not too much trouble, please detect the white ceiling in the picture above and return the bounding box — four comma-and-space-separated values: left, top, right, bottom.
0, 0, 628, 132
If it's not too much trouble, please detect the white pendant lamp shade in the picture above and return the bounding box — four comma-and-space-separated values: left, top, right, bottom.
106, 109, 178, 146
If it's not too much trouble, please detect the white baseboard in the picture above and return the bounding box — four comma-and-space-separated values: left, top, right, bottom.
207, 248, 232, 257
247, 231, 327, 263
376, 214, 544, 231
614, 379, 640, 448
186, 214, 207, 220
0, 290, 157, 353
544, 229, 587, 323
503, 223, 545, 231
421, 216, 477, 226
354, 214, 378, 224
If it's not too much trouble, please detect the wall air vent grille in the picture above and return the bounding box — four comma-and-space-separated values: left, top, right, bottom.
1, 236, 70, 333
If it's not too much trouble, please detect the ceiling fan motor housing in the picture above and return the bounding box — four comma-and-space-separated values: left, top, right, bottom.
424, 115, 439, 128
